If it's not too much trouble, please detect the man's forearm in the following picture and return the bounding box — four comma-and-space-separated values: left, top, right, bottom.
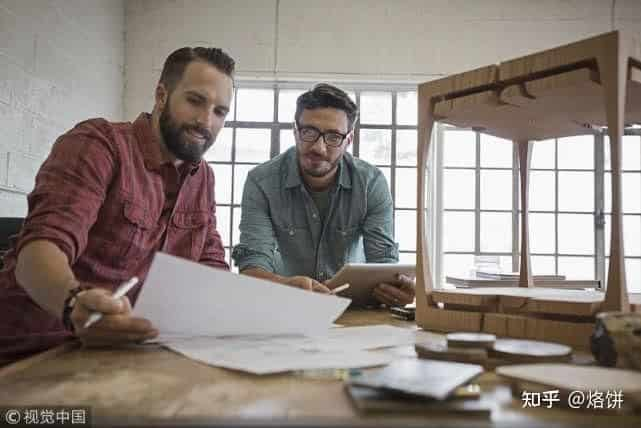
240, 267, 287, 285
15, 240, 78, 319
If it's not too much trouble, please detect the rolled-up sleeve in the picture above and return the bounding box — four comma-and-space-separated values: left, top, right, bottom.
17, 123, 116, 264
362, 171, 399, 263
231, 174, 279, 272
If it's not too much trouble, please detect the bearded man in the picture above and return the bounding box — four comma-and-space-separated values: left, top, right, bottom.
0, 47, 234, 364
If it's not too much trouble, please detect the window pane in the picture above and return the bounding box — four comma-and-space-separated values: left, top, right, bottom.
398, 252, 417, 264
531, 139, 555, 169
359, 129, 392, 165
625, 258, 641, 293
443, 211, 475, 252
498, 255, 513, 273
480, 134, 512, 168
625, 215, 641, 257
605, 135, 641, 171
559, 257, 594, 279
396, 129, 417, 166
235, 128, 271, 163
360, 91, 391, 125
558, 214, 594, 255
443, 169, 475, 209
480, 170, 512, 210
558, 171, 594, 212
623, 136, 641, 171
394, 210, 416, 251
396, 91, 417, 125
444, 254, 475, 280
278, 89, 305, 123
205, 127, 232, 162
609, 172, 641, 213
280, 129, 296, 154
233, 164, 254, 205
623, 173, 641, 213
531, 255, 556, 275
395, 168, 417, 209
443, 130, 475, 167
605, 173, 611, 214
211, 164, 232, 204
557, 135, 594, 169
236, 88, 274, 122
480, 212, 511, 252
232, 207, 242, 246
529, 213, 555, 254
529, 171, 555, 211
605, 214, 611, 257
216, 205, 231, 246
558, 256, 594, 280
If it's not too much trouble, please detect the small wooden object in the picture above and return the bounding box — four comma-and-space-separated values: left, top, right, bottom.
490, 339, 572, 363
415, 341, 488, 366
446, 332, 496, 349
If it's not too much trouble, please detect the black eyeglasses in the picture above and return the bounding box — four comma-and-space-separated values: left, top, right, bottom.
295, 122, 349, 148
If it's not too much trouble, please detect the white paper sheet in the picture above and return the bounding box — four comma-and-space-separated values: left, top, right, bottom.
133, 252, 351, 337
166, 340, 394, 375
160, 325, 415, 374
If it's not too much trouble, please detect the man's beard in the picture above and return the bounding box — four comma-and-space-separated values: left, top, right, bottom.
159, 105, 214, 163
297, 149, 341, 178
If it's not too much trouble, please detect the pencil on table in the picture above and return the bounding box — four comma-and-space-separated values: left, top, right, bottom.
331, 283, 350, 295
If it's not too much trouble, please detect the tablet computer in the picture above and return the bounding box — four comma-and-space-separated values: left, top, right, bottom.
326, 263, 416, 304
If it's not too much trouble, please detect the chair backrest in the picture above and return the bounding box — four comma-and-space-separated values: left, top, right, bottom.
0, 218, 24, 268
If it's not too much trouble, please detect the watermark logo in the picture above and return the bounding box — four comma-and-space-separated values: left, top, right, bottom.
1, 407, 90, 426
522, 390, 624, 410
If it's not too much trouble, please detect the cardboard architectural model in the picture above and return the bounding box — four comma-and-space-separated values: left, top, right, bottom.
416, 31, 641, 347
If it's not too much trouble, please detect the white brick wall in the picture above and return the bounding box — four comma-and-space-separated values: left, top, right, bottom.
0, 0, 125, 217
124, 0, 641, 119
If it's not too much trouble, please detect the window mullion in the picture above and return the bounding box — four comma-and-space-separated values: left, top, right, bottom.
595, 132, 605, 289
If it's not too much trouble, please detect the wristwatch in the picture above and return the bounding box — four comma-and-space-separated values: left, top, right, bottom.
61, 284, 91, 333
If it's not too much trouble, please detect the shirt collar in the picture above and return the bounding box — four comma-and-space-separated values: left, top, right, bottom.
133, 113, 201, 175
284, 147, 352, 190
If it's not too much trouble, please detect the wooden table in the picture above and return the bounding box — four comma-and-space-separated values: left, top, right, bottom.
1, 309, 639, 427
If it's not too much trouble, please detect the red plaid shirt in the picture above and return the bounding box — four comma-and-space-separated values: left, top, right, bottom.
0, 113, 229, 363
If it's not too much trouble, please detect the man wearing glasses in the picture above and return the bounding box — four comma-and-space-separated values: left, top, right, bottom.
232, 84, 414, 306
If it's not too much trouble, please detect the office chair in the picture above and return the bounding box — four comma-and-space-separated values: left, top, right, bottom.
0, 217, 24, 269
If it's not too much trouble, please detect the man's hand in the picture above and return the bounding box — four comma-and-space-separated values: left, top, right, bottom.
282, 276, 331, 294
372, 274, 415, 306
70, 287, 158, 347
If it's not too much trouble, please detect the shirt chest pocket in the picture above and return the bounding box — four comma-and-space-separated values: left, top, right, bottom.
170, 211, 209, 260
113, 200, 154, 267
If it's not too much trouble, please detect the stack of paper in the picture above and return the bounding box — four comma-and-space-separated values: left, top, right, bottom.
133, 253, 415, 374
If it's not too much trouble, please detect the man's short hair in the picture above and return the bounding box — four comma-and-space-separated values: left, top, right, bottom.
159, 47, 235, 91
295, 83, 358, 130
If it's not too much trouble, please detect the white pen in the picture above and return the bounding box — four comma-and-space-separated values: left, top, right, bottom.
331, 283, 350, 295
83, 277, 139, 329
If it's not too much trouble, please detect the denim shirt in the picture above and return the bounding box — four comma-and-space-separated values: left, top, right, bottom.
232, 147, 399, 282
